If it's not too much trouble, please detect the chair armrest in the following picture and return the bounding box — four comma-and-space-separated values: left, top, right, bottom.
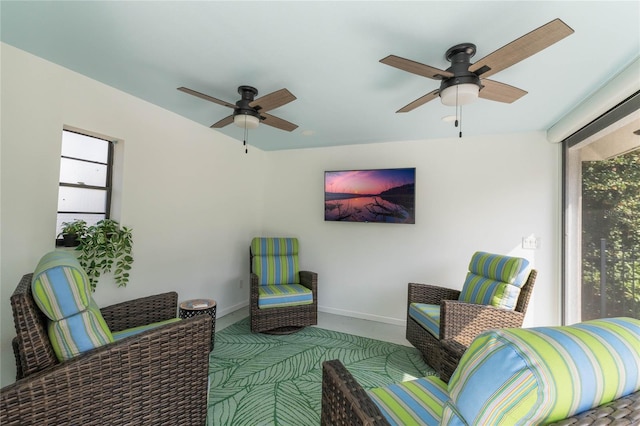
250, 273, 260, 305
299, 270, 318, 294
408, 283, 460, 305
1, 315, 212, 426
321, 359, 389, 426
100, 291, 178, 332
440, 300, 524, 345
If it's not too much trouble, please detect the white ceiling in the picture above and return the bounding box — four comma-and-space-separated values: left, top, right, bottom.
2, 1, 639, 151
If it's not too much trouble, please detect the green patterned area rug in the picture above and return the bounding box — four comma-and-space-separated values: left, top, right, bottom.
207, 317, 435, 425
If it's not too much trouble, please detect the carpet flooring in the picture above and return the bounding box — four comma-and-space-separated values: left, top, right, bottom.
207, 317, 435, 425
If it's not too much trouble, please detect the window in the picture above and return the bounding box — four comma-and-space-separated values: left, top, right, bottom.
56, 129, 114, 243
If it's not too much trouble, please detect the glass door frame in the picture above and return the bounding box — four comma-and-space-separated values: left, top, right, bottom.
562, 92, 639, 324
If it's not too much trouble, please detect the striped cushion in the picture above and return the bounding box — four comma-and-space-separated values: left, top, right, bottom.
409, 303, 440, 338
48, 301, 114, 361
251, 238, 300, 285
32, 251, 92, 320
258, 284, 313, 309
368, 376, 448, 426
459, 252, 529, 310
31, 251, 114, 361
447, 317, 640, 425
112, 317, 181, 341
440, 401, 465, 425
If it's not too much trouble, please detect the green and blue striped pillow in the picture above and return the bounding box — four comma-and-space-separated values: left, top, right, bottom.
49, 300, 114, 360
459, 252, 529, 309
32, 251, 93, 321
446, 317, 640, 425
251, 238, 300, 285
31, 251, 114, 361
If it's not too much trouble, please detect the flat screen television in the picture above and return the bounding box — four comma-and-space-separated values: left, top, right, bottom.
324, 167, 415, 223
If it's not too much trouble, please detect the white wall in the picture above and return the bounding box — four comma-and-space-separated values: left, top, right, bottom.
1, 44, 265, 386
1, 43, 563, 387
262, 135, 561, 328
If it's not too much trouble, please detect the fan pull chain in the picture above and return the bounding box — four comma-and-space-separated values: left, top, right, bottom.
453, 86, 462, 138
455, 85, 459, 128
243, 122, 249, 154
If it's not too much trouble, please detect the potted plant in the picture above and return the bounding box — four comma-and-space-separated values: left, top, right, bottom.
77, 219, 134, 291
57, 219, 87, 247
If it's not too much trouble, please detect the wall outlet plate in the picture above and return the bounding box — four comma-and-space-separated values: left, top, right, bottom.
522, 236, 540, 250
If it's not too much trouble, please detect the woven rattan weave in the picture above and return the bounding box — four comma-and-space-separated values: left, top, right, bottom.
406, 269, 537, 381
1, 273, 212, 425
249, 242, 318, 333
249, 270, 318, 333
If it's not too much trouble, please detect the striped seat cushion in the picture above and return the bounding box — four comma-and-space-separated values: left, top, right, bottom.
409, 303, 440, 338
368, 375, 448, 426
446, 317, 640, 425
257, 284, 313, 309
251, 237, 300, 285
112, 317, 182, 340
459, 251, 530, 310
31, 251, 114, 361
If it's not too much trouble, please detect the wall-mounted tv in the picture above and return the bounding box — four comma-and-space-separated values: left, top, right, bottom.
324, 168, 415, 223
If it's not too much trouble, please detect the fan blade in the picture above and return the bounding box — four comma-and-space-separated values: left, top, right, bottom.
210, 115, 234, 128
178, 87, 237, 109
260, 113, 298, 132
479, 79, 527, 103
250, 88, 296, 112
380, 55, 454, 80
397, 89, 440, 113
469, 18, 574, 78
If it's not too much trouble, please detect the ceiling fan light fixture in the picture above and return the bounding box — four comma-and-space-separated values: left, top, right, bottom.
233, 113, 260, 129
440, 83, 479, 106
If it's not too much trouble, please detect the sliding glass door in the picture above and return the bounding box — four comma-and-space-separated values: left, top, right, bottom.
564, 108, 639, 323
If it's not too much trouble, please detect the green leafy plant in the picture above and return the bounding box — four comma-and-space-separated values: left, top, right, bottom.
57, 219, 88, 247
77, 219, 134, 291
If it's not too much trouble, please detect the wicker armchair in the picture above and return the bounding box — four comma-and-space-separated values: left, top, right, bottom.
250, 237, 318, 334
407, 254, 537, 381
1, 273, 212, 425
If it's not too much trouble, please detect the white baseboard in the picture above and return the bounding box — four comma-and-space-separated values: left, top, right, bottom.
217, 301, 407, 327
217, 300, 249, 318
318, 305, 406, 327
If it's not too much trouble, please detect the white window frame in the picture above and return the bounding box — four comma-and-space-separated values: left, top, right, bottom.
56, 128, 115, 244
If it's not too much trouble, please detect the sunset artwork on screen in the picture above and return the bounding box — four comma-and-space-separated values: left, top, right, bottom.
324, 168, 416, 223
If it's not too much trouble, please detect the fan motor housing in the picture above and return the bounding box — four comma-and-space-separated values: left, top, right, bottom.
440, 43, 482, 93
234, 85, 262, 121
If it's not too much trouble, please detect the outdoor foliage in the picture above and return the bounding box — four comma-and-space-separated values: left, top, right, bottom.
582, 149, 640, 319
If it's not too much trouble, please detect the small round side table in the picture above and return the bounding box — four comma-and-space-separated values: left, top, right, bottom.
179, 298, 216, 350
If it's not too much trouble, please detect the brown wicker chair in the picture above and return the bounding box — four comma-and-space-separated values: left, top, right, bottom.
321, 359, 640, 426
1, 273, 212, 425
250, 237, 318, 334
407, 269, 537, 381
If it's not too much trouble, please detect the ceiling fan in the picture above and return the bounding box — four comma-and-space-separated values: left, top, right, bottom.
177, 85, 298, 131
380, 18, 574, 112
